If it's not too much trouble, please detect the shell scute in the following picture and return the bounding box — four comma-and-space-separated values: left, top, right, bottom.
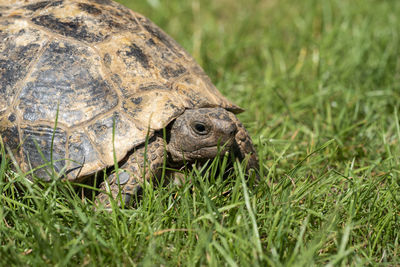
135, 13, 190, 59
172, 74, 241, 112
67, 130, 102, 179
77, 2, 102, 15
17, 40, 118, 127
29, 0, 140, 43
0, 115, 20, 151
122, 90, 185, 130
122, 43, 150, 69
86, 112, 147, 166
20, 124, 67, 180
96, 30, 188, 98
0, 0, 58, 17
22, 1, 52, 12
0, 19, 48, 115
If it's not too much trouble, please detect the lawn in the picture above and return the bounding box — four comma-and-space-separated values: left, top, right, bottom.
1, 0, 400, 265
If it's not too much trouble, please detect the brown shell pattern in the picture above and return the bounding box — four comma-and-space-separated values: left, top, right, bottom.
0, 0, 241, 179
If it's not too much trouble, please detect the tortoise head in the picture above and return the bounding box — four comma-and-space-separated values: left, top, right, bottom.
167, 108, 258, 171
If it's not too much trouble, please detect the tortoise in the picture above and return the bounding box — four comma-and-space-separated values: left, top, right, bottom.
0, 0, 258, 207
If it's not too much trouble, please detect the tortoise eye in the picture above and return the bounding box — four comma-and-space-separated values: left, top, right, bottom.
192, 121, 209, 135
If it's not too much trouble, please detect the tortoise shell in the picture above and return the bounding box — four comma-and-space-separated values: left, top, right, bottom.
0, 0, 241, 179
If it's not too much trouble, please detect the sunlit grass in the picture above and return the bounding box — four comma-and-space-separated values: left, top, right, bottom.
1, 0, 400, 265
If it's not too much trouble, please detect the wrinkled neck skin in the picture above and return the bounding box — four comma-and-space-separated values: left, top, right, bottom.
166, 108, 258, 173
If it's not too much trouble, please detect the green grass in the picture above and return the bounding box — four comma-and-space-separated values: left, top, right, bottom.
1, 0, 400, 265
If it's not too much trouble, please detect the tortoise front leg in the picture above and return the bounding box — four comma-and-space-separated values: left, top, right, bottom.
228, 113, 259, 173
96, 136, 165, 208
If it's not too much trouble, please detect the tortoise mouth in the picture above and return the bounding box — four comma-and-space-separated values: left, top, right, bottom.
168, 137, 235, 163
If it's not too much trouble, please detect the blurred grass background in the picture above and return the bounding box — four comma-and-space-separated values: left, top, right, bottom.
1, 0, 400, 265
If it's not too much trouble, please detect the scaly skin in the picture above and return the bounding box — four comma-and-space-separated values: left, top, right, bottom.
229, 113, 259, 172
96, 136, 165, 208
